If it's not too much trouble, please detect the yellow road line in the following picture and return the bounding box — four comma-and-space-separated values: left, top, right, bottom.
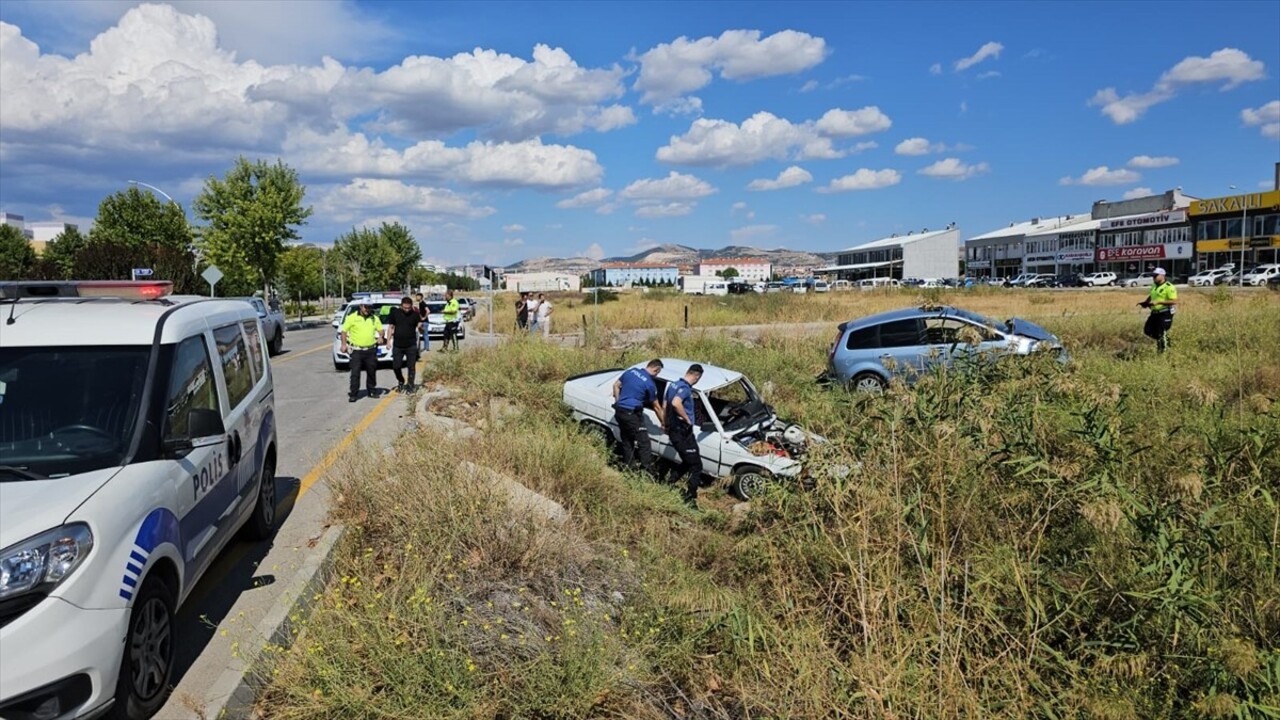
297, 391, 397, 499
272, 341, 333, 365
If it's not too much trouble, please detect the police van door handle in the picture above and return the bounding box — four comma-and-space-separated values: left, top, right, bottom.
227, 432, 242, 465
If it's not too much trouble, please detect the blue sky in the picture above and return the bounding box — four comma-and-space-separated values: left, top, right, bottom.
1, 0, 1277, 266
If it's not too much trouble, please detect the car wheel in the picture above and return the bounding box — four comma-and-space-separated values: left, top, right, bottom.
580, 421, 617, 454
269, 330, 284, 356
730, 466, 772, 501
240, 453, 277, 541
850, 372, 887, 393
112, 576, 176, 720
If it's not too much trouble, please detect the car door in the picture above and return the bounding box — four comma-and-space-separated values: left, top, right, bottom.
920, 316, 966, 370
205, 323, 259, 556
875, 318, 928, 379
161, 331, 231, 591
646, 377, 676, 462
693, 391, 725, 476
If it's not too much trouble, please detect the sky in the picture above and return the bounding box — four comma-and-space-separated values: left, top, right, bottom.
0, 0, 1277, 268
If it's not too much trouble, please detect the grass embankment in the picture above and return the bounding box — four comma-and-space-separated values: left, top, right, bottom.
261, 292, 1280, 719
476, 286, 1269, 336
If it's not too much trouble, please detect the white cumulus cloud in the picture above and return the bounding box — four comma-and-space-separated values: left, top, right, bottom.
556, 187, 614, 209
620, 172, 717, 201
918, 158, 990, 180
747, 166, 813, 191
635, 202, 695, 218
1128, 155, 1180, 168
955, 41, 1003, 72
818, 169, 902, 192
802, 213, 827, 224
1059, 166, 1142, 186
929, 63, 943, 75
1242, 100, 1280, 138
1123, 187, 1154, 200
656, 107, 891, 167
319, 178, 495, 220
583, 243, 606, 260
633, 29, 827, 108
895, 137, 945, 155
502, 224, 526, 233
1089, 48, 1266, 124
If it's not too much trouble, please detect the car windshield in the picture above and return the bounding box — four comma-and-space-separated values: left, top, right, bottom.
0, 346, 150, 478
947, 308, 1003, 332
344, 303, 402, 321
425, 302, 446, 314
705, 378, 769, 432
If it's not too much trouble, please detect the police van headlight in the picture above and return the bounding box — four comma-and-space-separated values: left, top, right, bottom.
0, 524, 94, 600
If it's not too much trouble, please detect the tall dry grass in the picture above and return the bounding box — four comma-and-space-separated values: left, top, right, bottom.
260, 293, 1280, 719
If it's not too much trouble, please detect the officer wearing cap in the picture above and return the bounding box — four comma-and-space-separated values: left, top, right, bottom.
1138, 267, 1177, 354
612, 359, 665, 475
340, 300, 385, 401
664, 363, 704, 509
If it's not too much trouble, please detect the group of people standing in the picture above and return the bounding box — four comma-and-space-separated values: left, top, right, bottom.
514, 292, 554, 336
338, 291, 464, 402
612, 359, 707, 509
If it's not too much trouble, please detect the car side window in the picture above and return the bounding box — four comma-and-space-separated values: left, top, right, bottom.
922, 318, 962, 345
213, 324, 255, 411
164, 336, 220, 440
845, 326, 878, 350
877, 319, 923, 348
241, 319, 266, 380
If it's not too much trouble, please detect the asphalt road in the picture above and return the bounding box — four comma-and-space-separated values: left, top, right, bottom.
156, 323, 476, 718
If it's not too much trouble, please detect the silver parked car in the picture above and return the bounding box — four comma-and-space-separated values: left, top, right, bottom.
826, 305, 1065, 391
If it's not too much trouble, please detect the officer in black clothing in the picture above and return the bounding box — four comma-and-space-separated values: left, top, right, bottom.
385, 296, 423, 391
612, 359, 664, 475
664, 364, 704, 508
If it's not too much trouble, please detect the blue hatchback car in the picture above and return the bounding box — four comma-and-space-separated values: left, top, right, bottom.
826, 305, 1064, 391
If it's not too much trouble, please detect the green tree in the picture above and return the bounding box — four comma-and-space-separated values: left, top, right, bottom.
42, 226, 86, 279
331, 227, 397, 293
0, 224, 37, 280
719, 267, 740, 279
278, 244, 325, 302
193, 157, 313, 296
380, 222, 422, 291
89, 187, 190, 251
71, 241, 201, 293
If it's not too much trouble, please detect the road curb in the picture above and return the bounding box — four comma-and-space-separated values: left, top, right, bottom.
196, 522, 345, 719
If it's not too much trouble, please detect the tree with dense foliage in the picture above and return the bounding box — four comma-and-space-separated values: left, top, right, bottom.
193, 157, 312, 297
41, 226, 87, 279
716, 267, 740, 279
381, 222, 422, 290
0, 224, 37, 280
331, 227, 398, 293
277, 244, 325, 302
72, 241, 201, 293
89, 187, 190, 251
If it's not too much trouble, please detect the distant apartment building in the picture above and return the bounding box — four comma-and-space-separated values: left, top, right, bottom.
694, 258, 772, 282
590, 262, 679, 286
0, 212, 29, 238
25, 221, 78, 255
504, 271, 581, 293
965, 216, 1089, 279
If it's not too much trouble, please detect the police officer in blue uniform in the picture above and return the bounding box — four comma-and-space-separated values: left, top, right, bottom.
664, 364, 704, 509
612, 359, 665, 475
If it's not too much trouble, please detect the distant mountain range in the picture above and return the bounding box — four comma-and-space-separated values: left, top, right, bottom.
505, 244, 839, 274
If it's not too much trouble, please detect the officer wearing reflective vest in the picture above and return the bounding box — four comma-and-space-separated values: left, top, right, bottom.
340, 301, 385, 401
1138, 267, 1177, 354
612, 359, 664, 476
442, 291, 462, 352
664, 363, 704, 509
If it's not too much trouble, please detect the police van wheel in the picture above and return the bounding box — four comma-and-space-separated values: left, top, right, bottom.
730, 466, 771, 501
241, 455, 278, 541
269, 331, 283, 356
112, 577, 176, 720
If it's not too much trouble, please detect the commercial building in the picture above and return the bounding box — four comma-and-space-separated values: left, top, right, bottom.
1022, 219, 1101, 275
1092, 190, 1195, 279
1189, 189, 1280, 270
589, 262, 679, 287
818, 226, 960, 281
966, 216, 1089, 279
694, 258, 772, 282
25, 221, 78, 255
502, 271, 581, 293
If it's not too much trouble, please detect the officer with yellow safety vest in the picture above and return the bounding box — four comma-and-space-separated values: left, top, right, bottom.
1138, 267, 1177, 354
340, 300, 386, 401
441, 290, 462, 352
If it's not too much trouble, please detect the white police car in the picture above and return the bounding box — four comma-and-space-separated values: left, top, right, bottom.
331, 296, 397, 371
0, 281, 278, 719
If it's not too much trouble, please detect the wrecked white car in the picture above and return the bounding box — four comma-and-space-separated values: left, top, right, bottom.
562, 358, 823, 500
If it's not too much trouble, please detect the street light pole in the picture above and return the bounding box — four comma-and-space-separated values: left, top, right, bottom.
128, 179, 176, 205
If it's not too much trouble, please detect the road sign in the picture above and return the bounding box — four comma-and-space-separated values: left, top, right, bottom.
132, 268, 153, 279
201, 265, 224, 297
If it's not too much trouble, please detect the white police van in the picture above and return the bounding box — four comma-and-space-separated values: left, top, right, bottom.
0, 281, 278, 719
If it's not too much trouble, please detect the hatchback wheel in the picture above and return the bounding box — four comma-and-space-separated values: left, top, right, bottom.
730, 466, 772, 501
112, 577, 175, 719
851, 372, 887, 393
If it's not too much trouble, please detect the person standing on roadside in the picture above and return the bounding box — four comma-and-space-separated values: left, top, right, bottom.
526, 293, 542, 335
340, 300, 385, 402
612, 359, 664, 476
415, 292, 430, 352
664, 364, 704, 509
535, 292, 553, 337
1138, 266, 1178, 354
515, 292, 529, 331
385, 296, 422, 392
441, 290, 462, 352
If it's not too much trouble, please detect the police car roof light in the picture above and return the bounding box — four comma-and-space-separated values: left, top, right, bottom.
73, 281, 174, 300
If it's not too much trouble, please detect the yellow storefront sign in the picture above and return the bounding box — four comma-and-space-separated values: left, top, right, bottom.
1189, 190, 1280, 216
1196, 236, 1280, 252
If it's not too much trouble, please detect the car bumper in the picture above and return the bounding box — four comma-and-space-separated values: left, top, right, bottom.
333, 346, 394, 364
0, 597, 128, 719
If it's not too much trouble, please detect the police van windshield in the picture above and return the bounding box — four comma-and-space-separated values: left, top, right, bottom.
0, 346, 149, 478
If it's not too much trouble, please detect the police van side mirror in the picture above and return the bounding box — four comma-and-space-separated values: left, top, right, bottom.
188, 408, 225, 438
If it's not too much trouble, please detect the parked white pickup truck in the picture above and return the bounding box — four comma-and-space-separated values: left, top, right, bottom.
234, 296, 285, 355
563, 359, 824, 499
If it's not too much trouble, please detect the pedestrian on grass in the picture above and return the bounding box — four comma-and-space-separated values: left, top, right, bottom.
441, 290, 462, 351
515, 292, 529, 330
526, 294, 542, 335
340, 300, 385, 402
664, 364, 704, 509
1138, 266, 1177, 354
386, 296, 422, 392
415, 292, 430, 352
535, 293, 553, 337
612, 359, 664, 476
